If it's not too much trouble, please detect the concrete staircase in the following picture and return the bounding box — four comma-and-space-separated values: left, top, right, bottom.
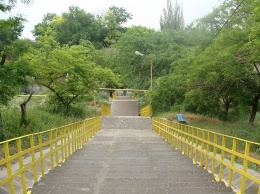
110, 97, 139, 116
103, 96, 151, 130
31, 95, 235, 194
101, 116, 152, 130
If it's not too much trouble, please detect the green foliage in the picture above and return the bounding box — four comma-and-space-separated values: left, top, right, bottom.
0, 59, 32, 105
33, 5, 132, 48
108, 6, 132, 26
0, 0, 31, 49
33, 6, 102, 47
146, 0, 260, 124
0, 15, 25, 48
102, 6, 132, 46
2, 0, 260, 143
22, 28, 119, 109
160, 0, 185, 30
42, 95, 96, 118
0, 94, 99, 141
0, 106, 75, 141
159, 111, 260, 145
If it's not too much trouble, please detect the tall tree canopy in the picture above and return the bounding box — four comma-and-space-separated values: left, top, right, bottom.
33, 5, 133, 48
160, 0, 185, 30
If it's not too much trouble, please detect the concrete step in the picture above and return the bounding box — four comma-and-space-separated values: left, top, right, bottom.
111, 100, 139, 116
115, 96, 135, 101
101, 116, 152, 130
31, 128, 235, 194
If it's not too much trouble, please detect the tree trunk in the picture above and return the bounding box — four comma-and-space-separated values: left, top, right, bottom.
249, 94, 259, 125
223, 101, 229, 121
20, 103, 27, 125
0, 48, 7, 66
0, 112, 3, 128
250, 62, 260, 125
221, 95, 230, 121
20, 92, 34, 126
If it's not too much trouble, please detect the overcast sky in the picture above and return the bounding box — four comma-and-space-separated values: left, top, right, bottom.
1, 0, 223, 39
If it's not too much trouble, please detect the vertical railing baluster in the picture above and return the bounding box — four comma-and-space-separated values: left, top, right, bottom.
228, 138, 237, 187
212, 134, 218, 175
38, 133, 45, 178
240, 142, 250, 194
30, 135, 38, 182
17, 139, 26, 193
219, 136, 226, 181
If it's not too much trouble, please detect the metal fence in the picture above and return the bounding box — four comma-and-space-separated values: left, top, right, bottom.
101, 103, 111, 116
153, 117, 260, 194
0, 117, 100, 194
140, 104, 152, 117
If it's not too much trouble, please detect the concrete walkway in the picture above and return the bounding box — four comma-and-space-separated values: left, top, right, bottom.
31, 122, 234, 193
31, 96, 234, 194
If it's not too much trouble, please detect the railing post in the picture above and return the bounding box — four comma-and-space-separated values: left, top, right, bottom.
30, 135, 38, 183
240, 142, 250, 194
212, 134, 218, 175
200, 131, 205, 167
4, 142, 15, 194
61, 128, 65, 162
54, 129, 59, 165
228, 138, 237, 187
205, 131, 210, 170
191, 127, 195, 160
38, 133, 45, 178
194, 128, 199, 164
218, 136, 226, 181
64, 127, 68, 159
49, 131, 54, 170
67, 126, 71, 156
17, 138, 27, 193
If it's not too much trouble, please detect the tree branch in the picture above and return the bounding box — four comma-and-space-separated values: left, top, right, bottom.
0, 47, 7, 67
21, 92, 34, 105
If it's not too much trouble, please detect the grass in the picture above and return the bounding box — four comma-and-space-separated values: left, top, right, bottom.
0, 94, 104, 142
158, 111, 260, 143
156, 111, 260, 172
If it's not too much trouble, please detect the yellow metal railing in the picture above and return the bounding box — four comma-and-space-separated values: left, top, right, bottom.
0, 117, 100, 194
134, 94, 140, 101
101, 103, 111, 116
153, 117, 260, 194
140, 104, 152, 117
112, 92, 117, 100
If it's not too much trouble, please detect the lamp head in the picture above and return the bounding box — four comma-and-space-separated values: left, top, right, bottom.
135, 51, 144, 56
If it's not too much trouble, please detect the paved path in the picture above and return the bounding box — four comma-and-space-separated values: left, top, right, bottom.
31, 96, 234, 194
32, 126, 234, 194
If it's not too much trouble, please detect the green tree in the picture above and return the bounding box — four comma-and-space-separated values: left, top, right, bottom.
33, 13, 57, 38
160, 0, 185, 30
243, 0, 260, 124
33, 6, 102, 48
108, 6, 132, 26
98, 6, 132, 46
23, 28, 118, 110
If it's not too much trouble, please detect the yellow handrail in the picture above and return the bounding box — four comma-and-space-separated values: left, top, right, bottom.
0, 117, 101, 194
153, 117, 260, 194
134, 94, 140, 101
140, 104, 152, 117
101, 103, 111, 116
112, 92, 117, 100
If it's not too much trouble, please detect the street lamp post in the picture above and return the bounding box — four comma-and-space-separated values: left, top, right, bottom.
135, 51, 152, 90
